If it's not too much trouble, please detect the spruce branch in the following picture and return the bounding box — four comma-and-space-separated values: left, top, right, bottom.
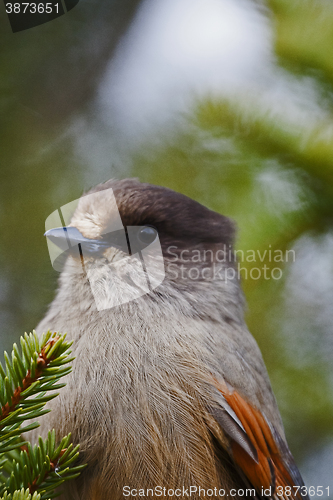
0, 488, 40, 500
0, 431, 85, 499
0, 331, 74, 449
0, 331, 85, 500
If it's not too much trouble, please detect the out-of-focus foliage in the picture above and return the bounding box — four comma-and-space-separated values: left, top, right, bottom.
268, 0, 333, 86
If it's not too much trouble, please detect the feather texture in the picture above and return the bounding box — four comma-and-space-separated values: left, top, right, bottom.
34, 179, 309, 500
210, 379, 309, 500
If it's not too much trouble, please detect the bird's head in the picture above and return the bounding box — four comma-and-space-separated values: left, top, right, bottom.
45, 179, 238, 311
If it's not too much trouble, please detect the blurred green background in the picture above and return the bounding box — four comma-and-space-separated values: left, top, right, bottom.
0, 0, 332, 491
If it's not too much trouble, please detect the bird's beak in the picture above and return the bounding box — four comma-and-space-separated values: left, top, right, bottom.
44, 226, 129, 255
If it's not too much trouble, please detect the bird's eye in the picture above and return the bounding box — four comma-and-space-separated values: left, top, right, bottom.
137, 226, 158, 244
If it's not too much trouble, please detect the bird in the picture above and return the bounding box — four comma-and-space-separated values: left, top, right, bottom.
36, 178, 309, 500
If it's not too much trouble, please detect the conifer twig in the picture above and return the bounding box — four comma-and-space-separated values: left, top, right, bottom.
0, 331, 85, 500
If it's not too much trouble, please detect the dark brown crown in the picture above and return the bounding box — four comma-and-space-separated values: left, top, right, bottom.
88, 178, 235, 249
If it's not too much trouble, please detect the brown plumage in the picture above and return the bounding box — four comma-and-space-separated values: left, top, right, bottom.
35, 178, 308, 500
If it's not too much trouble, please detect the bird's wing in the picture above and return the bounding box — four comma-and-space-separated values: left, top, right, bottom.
208, 378, 309, 500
